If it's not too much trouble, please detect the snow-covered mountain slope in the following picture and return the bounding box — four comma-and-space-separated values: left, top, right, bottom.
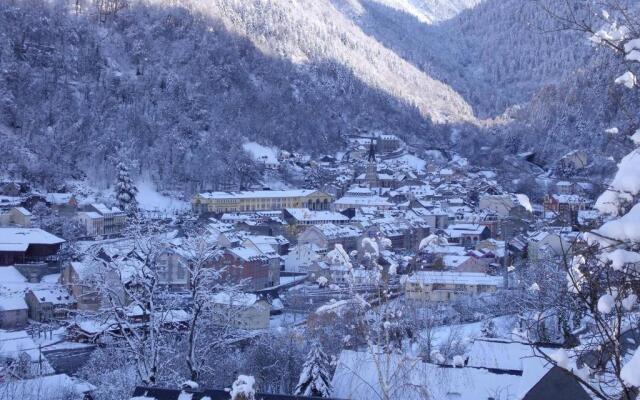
335, 0, 482, 24
178, 0, 476, 124
0, 0, 631, 189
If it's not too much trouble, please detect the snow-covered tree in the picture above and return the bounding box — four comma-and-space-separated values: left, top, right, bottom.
294, 341, 332, 397
115, 162, 138, 214
528, 3, 640, 399
230, 375, 256, 400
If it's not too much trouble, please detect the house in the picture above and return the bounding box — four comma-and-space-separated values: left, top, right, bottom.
192, 189, 332, 214
77, 211, 104, 237
362, 219, 429, 251
527, 230, 574, 260
87, 203, 126, 235
45, 193, 78, 215
242, 235, 290, 256
60, 261, 102, 311
0, 207, 31, 227
331, 345, 590, 400
0, 296, 28, 329
298, 224, 362, 253
210, 292, 270, 330
25, 288, 76, 321
131, 386, 343, 400
283, 208, 349, 236
212, 247, 271, 290
155, 247, 190, 292
333, 189, 393, 211
543, 194, 589, 224
284, 243, 322, 273
479, 194, 533, 218
442, 224, 491, 248
404, 271, 503, 301
558, 149, 588, 172
0, 228, 65, 266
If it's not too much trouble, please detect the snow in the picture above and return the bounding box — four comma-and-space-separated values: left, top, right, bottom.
622, 294, 637, 311
621, 346, 640, 387
597, 293, 615, 314
550, 348, 570, 369
396, 154, 426, 170
602, 150, 640, 209
0, 374, 95, 399
136, 180, 189, 213
599, 249, 640, 271
595, 203, 640, 242
624, 38, 640, 53
242, 141, 279, 165
605, 127, 619, 134
0, 228, 65, 246
515, 193, 533, 212
229, 375, 256, 400
626, 49, 640, 63
631, 128, 640, 146
615, 71, 636, 88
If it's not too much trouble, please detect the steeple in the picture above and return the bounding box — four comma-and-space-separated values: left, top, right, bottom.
367, 138, 376, 162
365, 138, 379, 187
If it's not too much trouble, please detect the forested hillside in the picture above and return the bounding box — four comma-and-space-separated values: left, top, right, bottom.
0, 0, 635, 192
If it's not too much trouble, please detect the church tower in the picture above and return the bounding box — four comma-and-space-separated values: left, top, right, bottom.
365, 139, 379, 188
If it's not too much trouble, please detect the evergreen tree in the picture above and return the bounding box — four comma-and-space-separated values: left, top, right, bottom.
115, 162, 138, 214
294, 341, 332, 397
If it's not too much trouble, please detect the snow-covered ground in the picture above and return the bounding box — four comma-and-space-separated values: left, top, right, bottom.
393, 154, 427, 170
135, 181, 190, 214
243, 141, 279, 165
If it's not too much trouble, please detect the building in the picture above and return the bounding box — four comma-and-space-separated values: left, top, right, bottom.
0, 207, 31, 227
479, 194, 533, 218
60, 261, 102, 311
210, 292, 270, 330
0, 296, 28, 329
0, 228, 65, 266
404, 271, 503, 301
86, 203, 126, 235
25, 288, 76, 321
333, 188, 393, 211
131, 386, 343, 400
362, 219, 430, 251
543, 194, 589, 224
155, 248, 190, 292
46, 193, 78, 215
442, 224, 491, 248
77, 211, 104, 237
192, 190, 332, 214
212, 247, 271, 290
298, 224, 362, 253
331, 344, 591, 400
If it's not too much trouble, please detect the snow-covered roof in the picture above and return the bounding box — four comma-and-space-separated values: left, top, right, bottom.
0, 228, 65, 249
12, 207, 31, 216
406, 271, 503, 286
285, 208, 349, 222
313, 224, 362, 240
331, 349, 548, 400
211, 292, 261, 307
227, 246, 268, 262
334, 196, 392, 207
0, 296, 27, 311
46, 193, 74, 205
29, 288, 75, 305
198, 189, 320, 200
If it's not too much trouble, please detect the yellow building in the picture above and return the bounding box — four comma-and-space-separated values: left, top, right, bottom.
192, 190, 332, 214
